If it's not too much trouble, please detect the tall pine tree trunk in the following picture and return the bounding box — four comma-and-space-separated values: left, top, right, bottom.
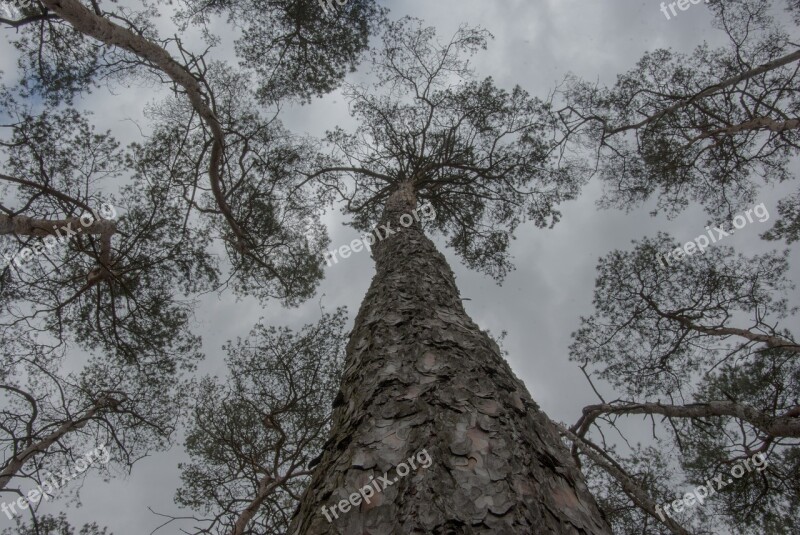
290, 182, 610, 534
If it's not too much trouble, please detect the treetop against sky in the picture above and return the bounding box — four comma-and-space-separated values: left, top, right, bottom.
0, 0, 798, 534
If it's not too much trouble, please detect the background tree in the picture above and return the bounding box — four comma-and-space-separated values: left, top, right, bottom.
557, 0, 800, 236
2, 0, 384, 301
550, 2, 800, 532
289, 18, 609, 533
567, 234, 799, 534
1, 0, 384, 530
159, 308, 347, 535
2, 512, 110, 535
0, 327, 194, 492
0, 95, 205, 522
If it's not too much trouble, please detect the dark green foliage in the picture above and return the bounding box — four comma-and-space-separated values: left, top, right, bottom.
571, 233, 794, 397
174, 308, 347, 534
1, 513, 110, 535
570, 235, 799, 534
5, 2, 159, 105
128, 65, 328, 306
177, 0, 386, 104
313, 17, 585, 280
559, 0, 800, 226
0, 93, 212, 369
762, 190, 800, 243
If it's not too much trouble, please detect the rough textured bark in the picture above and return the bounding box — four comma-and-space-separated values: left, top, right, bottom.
289, 182, 610, 534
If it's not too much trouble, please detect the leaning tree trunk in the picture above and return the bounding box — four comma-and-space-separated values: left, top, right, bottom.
289, 182, 610, 534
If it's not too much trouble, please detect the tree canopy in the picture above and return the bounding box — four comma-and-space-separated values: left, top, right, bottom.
309, 17, 585, 280
1, 0, 799, 534
558, 0, 800, 231
1, 0, 382, 532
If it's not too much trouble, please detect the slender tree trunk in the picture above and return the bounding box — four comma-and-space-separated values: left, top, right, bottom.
289, 182, 610, 534
0, 404, 102, 490
230, 475, 275, 535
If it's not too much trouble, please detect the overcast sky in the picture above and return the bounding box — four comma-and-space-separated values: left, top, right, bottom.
1, 1, 798, 534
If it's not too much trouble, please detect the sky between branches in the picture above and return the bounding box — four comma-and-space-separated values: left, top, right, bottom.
0, 0, 798, 533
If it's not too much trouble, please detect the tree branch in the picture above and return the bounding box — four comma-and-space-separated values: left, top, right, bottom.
39, 0, 249, 249
0, 173, 95, 215
605, 49, 800, 136
639, 292, 800, 353
688, 116, 800, 143
0, 395, 121, 490
229, 473, 277, 535
556, 423, 693, 535
573, 401, 800, 439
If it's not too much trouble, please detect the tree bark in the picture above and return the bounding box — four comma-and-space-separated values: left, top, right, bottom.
230, 475, 276, 535
289, 181, 610, 534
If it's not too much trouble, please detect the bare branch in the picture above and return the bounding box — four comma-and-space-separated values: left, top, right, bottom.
574, 401, 800, 439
